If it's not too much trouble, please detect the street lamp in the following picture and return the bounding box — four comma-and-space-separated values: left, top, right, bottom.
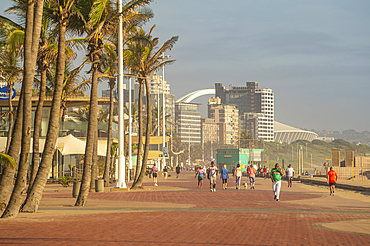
116, 0, 126, 188
160, 53, 170, 170
128, 72, 132, 182
188, 124, 191, 166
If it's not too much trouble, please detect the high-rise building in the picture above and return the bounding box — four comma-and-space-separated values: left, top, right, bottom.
215, 82, 274, 142
208, 99, 239, 145
201, 118, 219, 145
175, 102, 201, 144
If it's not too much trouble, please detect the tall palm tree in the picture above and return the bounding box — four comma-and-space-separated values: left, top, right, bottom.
30, 7, 85, 188
125, 25, 178, 189
151, 105, 175, 136
20, 0, 79, 214
0, 14, 24, 152
2, 0, 44, 218
0, 19, 24, 211
72, 0, 152, 206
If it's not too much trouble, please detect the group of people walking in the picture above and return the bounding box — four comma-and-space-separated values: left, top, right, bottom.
194, 162, 297, 201
152, 161, 339, 201
195, 162, 257, 192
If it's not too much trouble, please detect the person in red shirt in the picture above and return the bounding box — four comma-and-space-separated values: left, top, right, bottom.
263, 166, 267, 179
327, 167, 338, 196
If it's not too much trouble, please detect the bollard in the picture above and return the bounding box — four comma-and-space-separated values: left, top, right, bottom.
95, 179, 104, 192
72, 181, 81, 198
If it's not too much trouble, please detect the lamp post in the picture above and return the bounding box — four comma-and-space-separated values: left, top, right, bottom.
115, 0, 126, 188
128, 74, 132, 182
188, 124, 191, 166
160, 53, 170, 170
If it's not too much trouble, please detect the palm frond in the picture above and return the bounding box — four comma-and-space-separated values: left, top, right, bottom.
0, 152, 17, 169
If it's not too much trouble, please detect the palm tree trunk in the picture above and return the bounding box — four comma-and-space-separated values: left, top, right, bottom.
103, 80, 114, 187
132, 82, 143, 186
5, 83, 14, 153
90, 126, 98, 190
2, 0, 44, 218
20, 15, 67, 214
132, 79, 151, 188
0, 91, 23, 214
75, 63, 99, 206
29, 68, 47, 188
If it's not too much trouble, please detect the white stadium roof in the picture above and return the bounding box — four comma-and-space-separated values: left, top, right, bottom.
274, 121, 318, 144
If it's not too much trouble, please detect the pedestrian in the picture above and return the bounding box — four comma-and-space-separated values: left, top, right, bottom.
176, 165, 181, 179
152, 163, 158, 186
285, 164, 294, 187
232, 166, 235, 177
248, 165, 256, 189
207, 161, 219, 192
263, 166, 267, 179
220, 164, 229, 189
195, 166, 205, 188
271, 163, 283, 201
327, 167, 338, 196
234, 164, 242, 189
163, 166, 168, 179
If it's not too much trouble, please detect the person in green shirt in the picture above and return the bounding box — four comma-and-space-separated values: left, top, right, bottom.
270, 163, 283, 201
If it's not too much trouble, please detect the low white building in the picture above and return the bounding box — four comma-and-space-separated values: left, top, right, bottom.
274, 121, 318, 144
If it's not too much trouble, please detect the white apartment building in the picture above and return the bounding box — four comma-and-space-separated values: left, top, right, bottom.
175, 102, 201, 144
255, 88, 274, 141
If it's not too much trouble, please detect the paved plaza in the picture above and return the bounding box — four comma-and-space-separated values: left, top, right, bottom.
1, 171, 370, 245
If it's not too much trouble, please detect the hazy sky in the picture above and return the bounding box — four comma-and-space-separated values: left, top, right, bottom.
1, 0, 370, 132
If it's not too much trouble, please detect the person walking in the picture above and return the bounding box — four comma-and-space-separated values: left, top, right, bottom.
163, 166, 168, 179
207, 161, 218, 192
248, 165, 256, 189
327, 167, 338, 196
271, 163, 283, 201
176, 165, 181, 179
285, 164, 294, 187
152, 164, 158, 186
232, 166, 235, 178
263, 166, 267, 179
195, 166, 205, 188
234, 164, 242, 189
220, 164, 229, 189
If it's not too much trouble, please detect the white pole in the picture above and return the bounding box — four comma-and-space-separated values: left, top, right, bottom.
128, 74, 132, 180
115, 0, 126, 188
188, 125, 191, 165
162, 52, 166, 170
157, 76, 160, 172
157, 78, 160, 137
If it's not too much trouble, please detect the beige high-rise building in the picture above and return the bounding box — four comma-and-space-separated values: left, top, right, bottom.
208, 99, 239, 145
201, 118, 219, 145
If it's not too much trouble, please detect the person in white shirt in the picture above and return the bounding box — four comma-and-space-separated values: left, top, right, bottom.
285, 164, 294, 188
234, 164, 242, 189
207, 162, 218, 192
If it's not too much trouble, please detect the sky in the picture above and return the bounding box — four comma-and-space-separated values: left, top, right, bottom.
1, 0, 370, 132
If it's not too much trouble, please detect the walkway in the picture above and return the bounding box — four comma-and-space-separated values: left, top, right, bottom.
1, 171, 370, 245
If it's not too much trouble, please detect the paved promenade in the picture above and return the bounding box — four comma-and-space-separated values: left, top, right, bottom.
1, 171, 370, 245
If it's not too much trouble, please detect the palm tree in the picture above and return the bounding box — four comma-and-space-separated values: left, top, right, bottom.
2, 0, 44, 218
126, 25, 178, 189
0, 14, 24, 152
0, 26, 23, 212
151, 105, 175, 136
0, 11, 26, 202
20, 0, 79, 214
73, 0, 153, 206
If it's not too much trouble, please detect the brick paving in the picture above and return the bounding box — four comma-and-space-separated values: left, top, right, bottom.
1, 171, 370, 245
